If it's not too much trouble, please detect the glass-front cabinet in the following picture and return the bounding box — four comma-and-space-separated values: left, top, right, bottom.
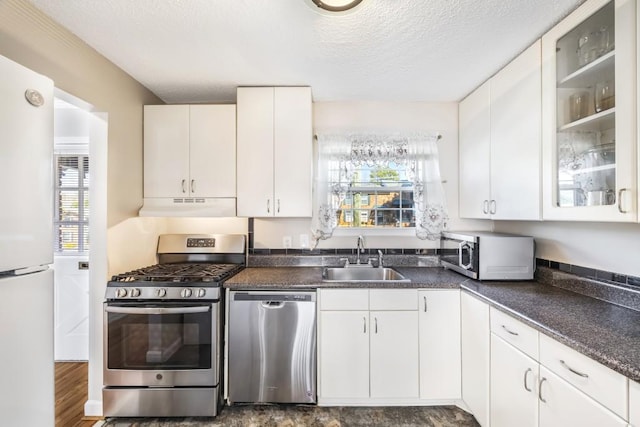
541, 0, 636, 221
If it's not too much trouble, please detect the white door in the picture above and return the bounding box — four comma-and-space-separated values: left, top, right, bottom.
319, 311, 370, 399
54, 256, 89, 360
237, 87, 275, 216
418, 290, 461, 400
490, 334, 539, 427
0, 270, 55, 426
461, 292, 491, 427
143, 105, 190, 198
538, 366, 626, 427
370, 310, 419, 398
273, 87, 312, 217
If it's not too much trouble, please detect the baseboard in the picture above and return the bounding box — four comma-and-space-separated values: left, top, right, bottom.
84, 399, 103, 417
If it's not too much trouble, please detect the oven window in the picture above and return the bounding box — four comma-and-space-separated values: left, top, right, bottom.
106, 304, 212, 370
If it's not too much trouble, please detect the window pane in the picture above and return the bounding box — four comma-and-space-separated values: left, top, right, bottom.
83, 157, 90, 187
59, 190, 79, 221
83, 191, 90, 222
57, 224, 80, 251
83, 225, 90, 251
57, 157, 79, 188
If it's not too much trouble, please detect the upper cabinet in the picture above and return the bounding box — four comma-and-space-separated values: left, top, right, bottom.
541, 0, 637, 221
459, 40, 542, 220
236, 87, 313, 217
141, 104, 237, 216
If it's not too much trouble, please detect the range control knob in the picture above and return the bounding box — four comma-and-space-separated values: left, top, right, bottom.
181, 288, 193, 298
197, 288, 207, 298
156, 288, 167, 298
116, 288, 128, 298
130, 288, 141, 298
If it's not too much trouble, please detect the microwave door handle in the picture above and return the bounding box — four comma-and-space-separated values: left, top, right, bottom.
458, 242, 474, 270
105, 306, 211, 315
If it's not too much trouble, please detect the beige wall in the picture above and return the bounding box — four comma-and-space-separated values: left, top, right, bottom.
0, 0, 162, 228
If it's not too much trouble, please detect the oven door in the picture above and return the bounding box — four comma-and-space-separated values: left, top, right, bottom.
440, 232, 479, 279
103, 302, 218, 387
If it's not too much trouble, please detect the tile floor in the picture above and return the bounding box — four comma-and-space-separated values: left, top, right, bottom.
101, 404, 480, 426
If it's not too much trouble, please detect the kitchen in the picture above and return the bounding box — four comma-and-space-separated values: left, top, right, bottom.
0, 0, 639, 426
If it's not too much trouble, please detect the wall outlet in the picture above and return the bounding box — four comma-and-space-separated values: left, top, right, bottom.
283, 235, 292, 248
299, 234, 309, 249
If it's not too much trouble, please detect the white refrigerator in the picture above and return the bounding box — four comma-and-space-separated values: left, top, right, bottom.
0, 54, 55, 426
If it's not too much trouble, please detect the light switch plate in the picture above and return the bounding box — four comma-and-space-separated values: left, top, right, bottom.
283, 236, 292, 248
299, 234, 309, 248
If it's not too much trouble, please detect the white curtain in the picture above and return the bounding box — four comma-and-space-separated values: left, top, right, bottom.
310, 132, 448, 246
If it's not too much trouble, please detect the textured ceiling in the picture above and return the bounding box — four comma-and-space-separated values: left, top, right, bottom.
27, 0, 585, 103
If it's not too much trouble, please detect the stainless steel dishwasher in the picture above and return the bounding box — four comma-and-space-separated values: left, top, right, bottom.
228, 290, 316, 404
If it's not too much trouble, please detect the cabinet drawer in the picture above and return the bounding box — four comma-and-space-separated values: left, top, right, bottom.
539, 333, 627, 419
370, 289, 418, 311
319, 289, 368, 311
630, 380, 640, 426
490, 308, 539, 360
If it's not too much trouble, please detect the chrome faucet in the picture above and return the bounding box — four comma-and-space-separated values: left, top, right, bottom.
356, 235, 365, 264
378, 250, 384, 268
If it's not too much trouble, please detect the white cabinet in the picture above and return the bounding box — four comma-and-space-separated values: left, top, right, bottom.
490, 334, 539, 427
418, 290, 461, 400
538, 366, 627, 427
461, 292, 490, 427
236, 86, 312, 217
143, 104, 236, 199
317, 288, 420, 403
541, 0, 637, 221
459, 40, 542, 220
630, 380, 640, 426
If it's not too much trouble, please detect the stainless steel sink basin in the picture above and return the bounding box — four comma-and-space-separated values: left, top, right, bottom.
322, 267, 410, 283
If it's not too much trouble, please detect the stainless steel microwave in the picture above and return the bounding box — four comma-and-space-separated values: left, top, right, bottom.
440, 231, 535, 280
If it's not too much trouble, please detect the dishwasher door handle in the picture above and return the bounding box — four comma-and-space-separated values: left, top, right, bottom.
261, 301, 285, 308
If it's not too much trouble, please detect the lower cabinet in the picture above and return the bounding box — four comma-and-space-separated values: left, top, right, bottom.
318, 288, 459, 404
630, 380, 640, 426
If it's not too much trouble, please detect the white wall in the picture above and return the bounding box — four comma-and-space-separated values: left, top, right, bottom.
494, 220, 640, 278
254, 101, 491, 249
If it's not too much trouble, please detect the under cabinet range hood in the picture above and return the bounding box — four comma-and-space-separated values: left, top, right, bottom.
138, 197, 236, 217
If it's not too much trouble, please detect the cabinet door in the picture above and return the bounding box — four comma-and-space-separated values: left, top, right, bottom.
459, 81, 491, 219
490, 40, 542, 220
319, 311, 369, 399
541, 0, 637, 221
538, 366, 626, 427
237, 87, 275, 216
630, 380, 640, 426
461, 292, 490, 427
418, 290, 461, 400
143, 105, 190, 198
189, 105, 236, 198
273, 87, 312, 217
370, 311, 419, 399
490, 334, 539, 427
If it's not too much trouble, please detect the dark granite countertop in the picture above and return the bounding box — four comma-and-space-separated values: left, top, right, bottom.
462, 280, 640, 382
223, 266, 466, 289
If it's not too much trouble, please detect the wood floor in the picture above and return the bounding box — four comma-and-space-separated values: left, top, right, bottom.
55, 362, 100, 427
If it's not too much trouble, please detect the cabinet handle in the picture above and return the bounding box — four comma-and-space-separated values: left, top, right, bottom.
267, 199, 270, 214
423, 296, 427, 312
501, 324, 519, 336
618, 188, 629, 214
483, 200, 489, 214
538, 377, 547, 402
363, 317, 366, 333
523, 368, 533, 392
374, 317, 378, 334
560, 360, 589, 378
489, 199, 497, 215
181, 179, 186, 193
277, 199, 281, 213
190, 179, 195, 193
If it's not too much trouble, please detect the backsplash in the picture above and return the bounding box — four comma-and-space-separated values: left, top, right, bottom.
536, 258, 640, 290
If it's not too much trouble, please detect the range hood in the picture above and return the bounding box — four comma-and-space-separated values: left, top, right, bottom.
139, 197, 236, 217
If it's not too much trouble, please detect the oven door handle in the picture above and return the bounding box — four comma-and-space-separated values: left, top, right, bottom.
105, 306, 211, 315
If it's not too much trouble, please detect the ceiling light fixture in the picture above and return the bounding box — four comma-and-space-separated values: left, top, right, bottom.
308, 0, 364, 13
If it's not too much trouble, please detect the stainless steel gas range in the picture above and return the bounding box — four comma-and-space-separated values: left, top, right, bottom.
103, 234, 245, 418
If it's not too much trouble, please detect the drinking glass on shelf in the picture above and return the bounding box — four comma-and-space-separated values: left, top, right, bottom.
594, 80, 615, 112
569, 91, 590, 121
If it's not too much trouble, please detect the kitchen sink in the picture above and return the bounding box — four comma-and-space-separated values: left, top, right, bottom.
321, 267, 410, 283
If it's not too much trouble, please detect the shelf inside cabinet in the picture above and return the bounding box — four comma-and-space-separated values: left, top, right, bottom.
566, 163, 615, 176
558, 51, 615, 89
558, 107, 615, 132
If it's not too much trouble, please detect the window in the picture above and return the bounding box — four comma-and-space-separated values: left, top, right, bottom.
54, 155, 89, 253
334, 163, 415, 228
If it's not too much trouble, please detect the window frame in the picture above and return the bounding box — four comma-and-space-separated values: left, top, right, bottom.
53, 154, 90, 254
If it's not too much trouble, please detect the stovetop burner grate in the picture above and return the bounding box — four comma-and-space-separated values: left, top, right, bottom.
111, 263, 243, 283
